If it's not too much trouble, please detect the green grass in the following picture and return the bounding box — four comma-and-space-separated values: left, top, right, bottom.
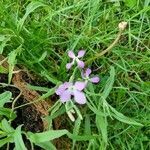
0, 0, 150, 149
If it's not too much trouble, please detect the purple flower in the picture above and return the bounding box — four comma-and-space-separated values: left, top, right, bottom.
66, 50, 85, 69
55, 81, 86, 104
82, 68, 100, 83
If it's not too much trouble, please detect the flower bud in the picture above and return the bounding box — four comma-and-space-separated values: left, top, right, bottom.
118, 21, 127, 30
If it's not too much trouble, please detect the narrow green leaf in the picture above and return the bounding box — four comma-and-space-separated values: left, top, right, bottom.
0, 91, 12, 107
72, 117, 81, 149
48, 105, 65, 120
87, 82, 97, 102
67, 132, 97, 141
86, 100, 106, 117
17, 1, 46, 31
101, 66, 115, 100
41, 72, 60, 85
49, 101, 62, 114
27, 84, 50, 92
28, 130, 68, 143
125, 0, 137, 8
38, 51, 47, 62
14, 126, 27, 150
0, 36, 10, 54
38, 86, 56, 100
8, 45, 22, 84
0, 136, 13, 148
0, 65, 8, 73
144, 0, 150, 6
8, 51, 17, 84
73, 117, 81, 135
0, 35, 5, 41
84, 115, 91, 135
35, 142, 56, 150
96, 115, 108, 143
0, 107, 16, 119
1, 119, 14, 133
109, 105, 143, 126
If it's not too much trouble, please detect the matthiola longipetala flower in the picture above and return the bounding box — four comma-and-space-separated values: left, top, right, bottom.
56, 81, 86, 104
55, 50, 100, 106
82, 68, 100, 84
66, 50, 85, 69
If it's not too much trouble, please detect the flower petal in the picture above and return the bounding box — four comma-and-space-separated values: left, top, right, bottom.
68, 51, 75, 58
66, 62, 73, 69
55, 82, 70, 95
90, 76, 100, 83
77, 60, 84, 68
73, 90, 86, 104
60, 90, 71, 103
85, 68, 91, 77
74, 81, 86, 91
77, 50, 85, 58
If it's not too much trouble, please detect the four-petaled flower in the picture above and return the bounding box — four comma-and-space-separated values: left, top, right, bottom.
55, 50, 100, 105
56, 81, 86, 104
82, 68, 100, 84
66, 50, 85, 69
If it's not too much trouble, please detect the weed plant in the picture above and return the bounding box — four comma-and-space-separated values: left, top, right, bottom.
0, 0, 149, 149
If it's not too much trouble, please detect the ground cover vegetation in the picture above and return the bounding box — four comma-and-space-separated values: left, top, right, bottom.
0, 0, 150, 149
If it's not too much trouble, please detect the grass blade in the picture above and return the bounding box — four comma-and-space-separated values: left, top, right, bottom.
101, 66, 115, 100
17, 1, 46, 31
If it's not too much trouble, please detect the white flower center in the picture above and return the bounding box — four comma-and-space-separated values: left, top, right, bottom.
68, 85, 76, 93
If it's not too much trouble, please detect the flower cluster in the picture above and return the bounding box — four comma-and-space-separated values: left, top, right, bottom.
56, 50, 100, 104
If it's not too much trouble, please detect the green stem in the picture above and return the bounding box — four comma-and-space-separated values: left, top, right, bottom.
69, 66, 78, 82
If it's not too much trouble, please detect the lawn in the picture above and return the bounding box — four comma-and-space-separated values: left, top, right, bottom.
0, 0, 150, 149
